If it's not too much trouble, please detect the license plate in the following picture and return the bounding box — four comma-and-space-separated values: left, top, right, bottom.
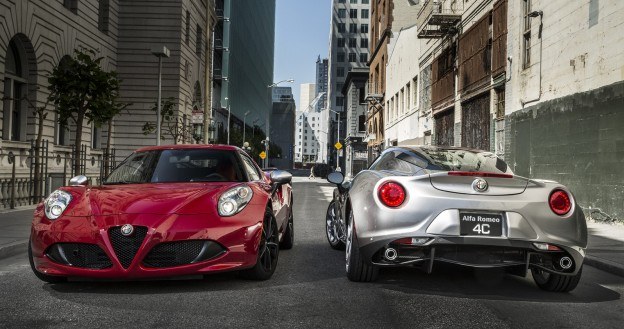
459, 212, 503, 236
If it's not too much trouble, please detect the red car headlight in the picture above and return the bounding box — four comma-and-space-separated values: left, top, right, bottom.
44, 190, 73, 220
218, 185, 253, 216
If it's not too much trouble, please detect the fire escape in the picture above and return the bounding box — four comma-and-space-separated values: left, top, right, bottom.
417, 0, 464, 38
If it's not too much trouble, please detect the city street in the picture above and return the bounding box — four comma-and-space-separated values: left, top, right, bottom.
0, 178, 623, 329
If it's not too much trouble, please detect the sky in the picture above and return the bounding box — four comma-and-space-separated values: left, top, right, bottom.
274, 0, 332, 110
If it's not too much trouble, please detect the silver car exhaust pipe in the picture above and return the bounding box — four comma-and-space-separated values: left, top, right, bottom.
384, 248, 398, 261
559, 256, 573, 270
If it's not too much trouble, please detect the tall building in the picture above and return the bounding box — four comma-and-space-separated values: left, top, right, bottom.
295, 81, 327, 166
315, 56, 329, 112
327, 0, 371, 164
0, 0, 214, 201
366, 0, 421, 161
503, 0, 624, 220
299, 83, 316, 113
115, 0, 212, 154
270, 87, 296, 169
212, 0, 276, 140
341, 68, 369, 177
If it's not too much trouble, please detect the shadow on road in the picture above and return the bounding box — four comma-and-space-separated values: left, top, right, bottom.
376, 263, 621, 303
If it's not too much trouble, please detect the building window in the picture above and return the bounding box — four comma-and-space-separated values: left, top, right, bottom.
522, 0, 532, 69
337, 52, 345, 62
337, 67, 345, 77
350, 0, 358, 4
359, 87, 366, 104
339, 0, 346, 3
338, 8, 346, 18
361, 9, 369, 19
359, 53, 367, 63
337, 38, 345, 47
350, 9, 358, 19
98, 0, 110, 33
362, 0, 369, 4
349, 24, 358, 33
495, 88, 505, 118
406, 84, 411, 111
358, 115, 366, 132
349, 38, 357, 47
3, 39, 27, 141
336, 96, 344, 106
337, 83, 344, 92
92, 124, 101, 150
64, 0, 78, 14
361, 24, 369, 33
196, 25, 203, 55
360, 38, 368, 48
337, 23, 346, 33
185, 11, 190, 45
348, 52, 357, 62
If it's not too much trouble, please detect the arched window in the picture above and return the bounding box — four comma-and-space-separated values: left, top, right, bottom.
2, 36, 35, 142
55, 55, 73, 146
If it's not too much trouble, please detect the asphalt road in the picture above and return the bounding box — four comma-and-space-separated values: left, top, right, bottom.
1, 178, 623, 328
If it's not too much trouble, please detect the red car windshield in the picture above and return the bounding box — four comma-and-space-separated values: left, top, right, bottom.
104, 149, 245, 184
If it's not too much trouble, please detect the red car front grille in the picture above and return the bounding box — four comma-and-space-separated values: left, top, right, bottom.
108, 226, 148, 268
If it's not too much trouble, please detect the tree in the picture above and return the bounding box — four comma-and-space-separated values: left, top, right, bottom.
48, 48, 121, 175
142, 97, 195, 144
95, 86, 131, 177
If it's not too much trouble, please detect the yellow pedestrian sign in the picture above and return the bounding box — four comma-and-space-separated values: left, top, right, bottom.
259, 151, 267, 159
334, 142, 343, 150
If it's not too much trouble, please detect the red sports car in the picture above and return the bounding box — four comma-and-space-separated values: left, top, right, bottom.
29, 145, 294, 282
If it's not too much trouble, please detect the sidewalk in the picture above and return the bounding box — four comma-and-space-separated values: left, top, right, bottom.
1, 207, 623, 277
0, 206, 35, 259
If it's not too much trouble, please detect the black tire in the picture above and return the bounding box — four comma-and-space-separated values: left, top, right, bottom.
241, 209, 279, 281
280, 205, 294, 250
345, 212, 378, 282
531, 266, 583, 292
28, 240, 67, 284
326, 201, 345, 250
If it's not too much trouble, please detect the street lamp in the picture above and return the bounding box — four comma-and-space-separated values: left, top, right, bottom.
329, 109, 341, 172
242, 110, 250, 146
151, 46, 170, 146
225, 97, 230, 145
265, 78, 294, 167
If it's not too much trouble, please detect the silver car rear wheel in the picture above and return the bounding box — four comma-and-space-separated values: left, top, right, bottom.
345, 212, 378, 282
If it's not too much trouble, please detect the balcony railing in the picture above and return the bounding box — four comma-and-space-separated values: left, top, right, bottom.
417, 0, 463, 39
365, 81, 383, 101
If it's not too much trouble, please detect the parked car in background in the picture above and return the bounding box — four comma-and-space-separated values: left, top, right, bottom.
326, 146, 587, 292
29, 145, 294, 282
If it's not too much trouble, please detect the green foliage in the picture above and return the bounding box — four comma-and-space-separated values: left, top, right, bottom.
215, 122, 282, 165
47, 48, 124, 175
142, 97, 194, 144
48, 48, 120, 126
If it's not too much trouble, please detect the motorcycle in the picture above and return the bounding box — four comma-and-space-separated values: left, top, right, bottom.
325, 171, 351, 250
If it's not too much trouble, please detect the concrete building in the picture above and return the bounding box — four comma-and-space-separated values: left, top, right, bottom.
270, 87, 295, 169
384, 25, 432, 147
341, 68, 368, 177
115, 0, 211, 154
315, 56, 329, 112
299, 83, 316, 115
365, 0, 421, 162
327, 0, 371, 165
212, 0, 276, 141
503, 0, 624, 220
0, 0, 214, 205
294, 82, 326, 166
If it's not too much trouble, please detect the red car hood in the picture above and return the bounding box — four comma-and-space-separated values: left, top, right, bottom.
65, 183, 235, 216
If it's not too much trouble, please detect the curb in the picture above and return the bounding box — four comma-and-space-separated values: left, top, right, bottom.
0, 240, 28, 260
585, 255, 624, 278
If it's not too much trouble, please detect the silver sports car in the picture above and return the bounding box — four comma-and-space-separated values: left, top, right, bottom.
325, 146, 587, 292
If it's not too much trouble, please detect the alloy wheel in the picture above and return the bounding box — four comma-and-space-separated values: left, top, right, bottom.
259, 215, 279, 272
